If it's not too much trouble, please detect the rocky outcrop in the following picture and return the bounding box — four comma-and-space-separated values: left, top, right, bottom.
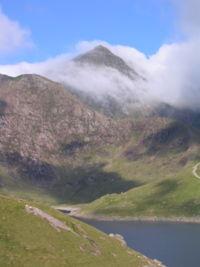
25, 205, 72, 232
109, 233, 127, 247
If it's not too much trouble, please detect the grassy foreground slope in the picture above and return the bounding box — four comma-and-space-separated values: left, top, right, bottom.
0, 195, 160, 267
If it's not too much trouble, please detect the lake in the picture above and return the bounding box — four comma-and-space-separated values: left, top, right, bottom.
80, 219, 200, 267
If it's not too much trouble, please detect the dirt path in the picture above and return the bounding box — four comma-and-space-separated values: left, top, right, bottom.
25, 205, 75, 233
192, 162, 200, 180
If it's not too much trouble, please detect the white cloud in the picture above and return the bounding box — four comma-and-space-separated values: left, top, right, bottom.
0, 9, 33, 54
174, 0, 200, 37
0, 1, 200, 110
1, 39, 200, 110
0, 42, 150, 112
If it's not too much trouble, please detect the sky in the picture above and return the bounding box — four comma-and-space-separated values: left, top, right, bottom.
0, 0, 176, 64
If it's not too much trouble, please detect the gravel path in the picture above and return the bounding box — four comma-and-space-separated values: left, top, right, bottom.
25, 205, 73, 232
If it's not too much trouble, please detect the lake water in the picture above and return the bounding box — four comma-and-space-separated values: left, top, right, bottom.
80, 219, 200, 267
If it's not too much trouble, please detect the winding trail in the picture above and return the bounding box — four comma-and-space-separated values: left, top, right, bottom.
192, 163, 200, 180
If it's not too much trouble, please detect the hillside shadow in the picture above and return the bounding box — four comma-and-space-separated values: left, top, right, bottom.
143, 122, 190, 155
155, 103, 200, 128
44, 163, 142, 203
52, 163, 140, 204
0, 152, 139, 204
123, 120, 192, 162
0, 99, 7, 117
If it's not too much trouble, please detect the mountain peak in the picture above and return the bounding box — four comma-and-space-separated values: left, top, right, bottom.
74, 45, 114, 63
74, 45, 138, 80
92, 45, 113, 54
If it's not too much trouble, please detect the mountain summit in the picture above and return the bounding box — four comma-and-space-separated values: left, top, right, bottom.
74, 45, 138, 80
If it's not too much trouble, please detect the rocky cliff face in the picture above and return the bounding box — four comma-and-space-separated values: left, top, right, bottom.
0, 74, 132, 163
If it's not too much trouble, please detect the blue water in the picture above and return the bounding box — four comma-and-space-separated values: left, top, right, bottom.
80, 219, 200, 267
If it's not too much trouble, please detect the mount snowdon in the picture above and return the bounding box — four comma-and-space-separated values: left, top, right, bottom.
0, 53, 165, 267
74, 45, 139, 80
0, 45, 200, 219
59, 45, 148, 117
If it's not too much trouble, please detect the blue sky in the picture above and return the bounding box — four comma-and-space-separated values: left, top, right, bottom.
1, 0, 176, 64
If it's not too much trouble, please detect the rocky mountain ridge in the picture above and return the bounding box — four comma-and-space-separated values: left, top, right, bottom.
0, 73, 132, 163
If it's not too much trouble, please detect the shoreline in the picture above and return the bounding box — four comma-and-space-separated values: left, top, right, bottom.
55, 206, 200, 224
74, 214, 200, 224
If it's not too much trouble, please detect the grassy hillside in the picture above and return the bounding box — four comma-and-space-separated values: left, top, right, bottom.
82, 161, 200, 218
0, 194, 161, 267
72, 117, 200, 218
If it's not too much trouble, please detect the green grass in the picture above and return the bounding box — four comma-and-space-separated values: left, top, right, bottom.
0, 194, 156, 267
83, 162, 200, 218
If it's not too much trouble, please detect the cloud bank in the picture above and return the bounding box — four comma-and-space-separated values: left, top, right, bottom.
174, 0, 200, 38
0, 42, 152, 111
0, 9, 32, 54
0, 0, 200, 110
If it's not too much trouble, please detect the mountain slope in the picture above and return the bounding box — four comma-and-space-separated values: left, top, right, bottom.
0, 194, 161, 267
0, 74, 131, 162
79, 117, 200, 218
0, 73, 135, 203
82, 162, 200, 218
1, 70, 200, 219
69, 106, 200, 218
